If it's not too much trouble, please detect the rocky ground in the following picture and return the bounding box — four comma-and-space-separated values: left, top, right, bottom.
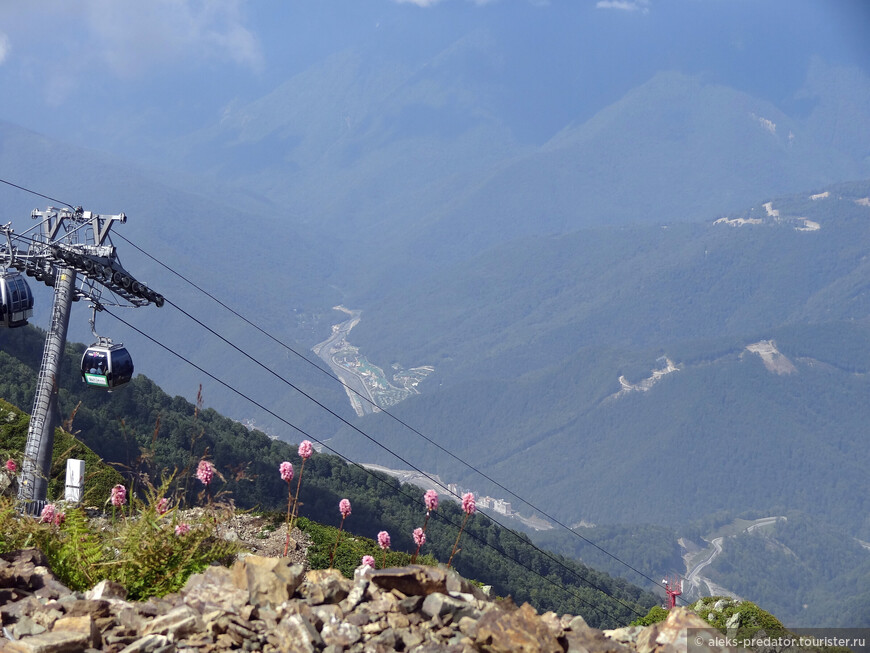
212, 512, 312, 567
0, 543, 735, 653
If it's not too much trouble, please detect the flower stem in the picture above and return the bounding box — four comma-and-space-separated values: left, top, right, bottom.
283, 480, 293, 557
329, 517, 346, 568
447, 512, 471, 568
288, 458, 306, 532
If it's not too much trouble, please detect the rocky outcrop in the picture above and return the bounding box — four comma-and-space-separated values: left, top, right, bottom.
0, 548, 730, 653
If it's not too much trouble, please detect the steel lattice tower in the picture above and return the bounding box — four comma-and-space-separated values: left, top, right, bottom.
1, 207, 163, 513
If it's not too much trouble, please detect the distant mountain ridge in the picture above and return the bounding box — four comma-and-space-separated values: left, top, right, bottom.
163, 58, 870, 290
329, 182, 870, 542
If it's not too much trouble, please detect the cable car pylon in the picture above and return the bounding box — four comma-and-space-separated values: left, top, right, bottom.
662, 574, 682, 610
0, 206, 164, 514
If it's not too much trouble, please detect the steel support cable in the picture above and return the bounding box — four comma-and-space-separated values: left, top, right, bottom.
0, 178, 670, 606
154, 297, 647, 618
0, 178, 75, 209
117, 233, 675, 599
102, 307, 645, 622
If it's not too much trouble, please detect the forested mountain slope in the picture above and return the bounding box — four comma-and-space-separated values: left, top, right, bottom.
0, 326, 657, 627
333, 182, 870, 540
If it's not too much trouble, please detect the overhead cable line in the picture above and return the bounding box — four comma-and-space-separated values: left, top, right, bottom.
117, 232, 674, 598
149, 296, 646, 618
1, 177, 671, 606
0, 178, 74, 210
103, 307, 645, 623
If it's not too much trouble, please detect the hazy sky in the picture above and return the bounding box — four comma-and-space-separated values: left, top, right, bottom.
1, 1, 868, 158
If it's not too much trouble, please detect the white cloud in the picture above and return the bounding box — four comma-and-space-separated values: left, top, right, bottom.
596, 0, 650, 14
393, 0, 444, 6
81, 0, 262, 77
391, 0, 504, 6
0, 1, 261, 81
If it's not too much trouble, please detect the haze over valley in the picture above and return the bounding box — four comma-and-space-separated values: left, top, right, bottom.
1, 0, 868, 628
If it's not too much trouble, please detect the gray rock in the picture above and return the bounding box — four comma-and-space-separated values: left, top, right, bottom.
182, 565, 248, 614
0, 470, 18, 498
604, 625, 644, 644
11, 615, 47, 639
421, 592, 472, 621
474, 602, 563, 653
338, 577, 368, 614
321, 619, 362, 647
299, 569, 350, 605
568, 614, 590, 632
52, 614, 101, 649
0, 544, 750, 653
141, 605, 202, 641
369, 565, 448, 597
4, 629, 89, 653
274, 612, 322, 652
85, 579, 128, 602
117, 633, 174, 653
231, 555, 305, 608
725, 611, 741, 638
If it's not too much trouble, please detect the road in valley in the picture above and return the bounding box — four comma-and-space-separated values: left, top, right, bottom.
312, 307, 378, 417
683, 516, 782, 599
686, 537, 724, 586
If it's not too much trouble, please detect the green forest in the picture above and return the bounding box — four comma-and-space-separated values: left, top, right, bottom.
709, 514, 870, 628
0, 325, 657, 628
327, 183, 870, 542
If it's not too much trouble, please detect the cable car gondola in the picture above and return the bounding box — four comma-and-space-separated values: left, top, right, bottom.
0, 270, 34, 328
81, 340, 134, 389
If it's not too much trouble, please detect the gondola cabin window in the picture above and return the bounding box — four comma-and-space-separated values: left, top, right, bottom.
83, 350, 110, 387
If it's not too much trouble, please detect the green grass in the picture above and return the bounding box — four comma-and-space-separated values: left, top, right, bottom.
708, 518, 761, 540
0, 399, 124, 506
293, 515, 438, 578
0, 488, 240, 600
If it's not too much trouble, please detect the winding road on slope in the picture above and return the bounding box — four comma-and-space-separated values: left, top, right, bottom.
684, 516, 782, 598
686, 537, 724, 586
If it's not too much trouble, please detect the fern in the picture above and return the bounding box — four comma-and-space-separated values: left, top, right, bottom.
104, 477, 240, 600
50, 507, 106, 591
113, 505, 239, 599
0, 496, 27, 553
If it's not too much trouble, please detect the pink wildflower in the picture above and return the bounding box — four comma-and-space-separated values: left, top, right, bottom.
175, 523, 191, 536
330, 499, 352, 568
361, 555, 375, 569
195, 460, 214, 486
156, 498, 170, 515
413, 527, 426, 548
423, 489, 439, 512
39, 503, 56, 524
110, 484, 126, 507
4, 459, 16, 473
279, 461, 294, 483
298, 440, 313, 460
54, 511, 65, 526
377, 530, 391, 550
